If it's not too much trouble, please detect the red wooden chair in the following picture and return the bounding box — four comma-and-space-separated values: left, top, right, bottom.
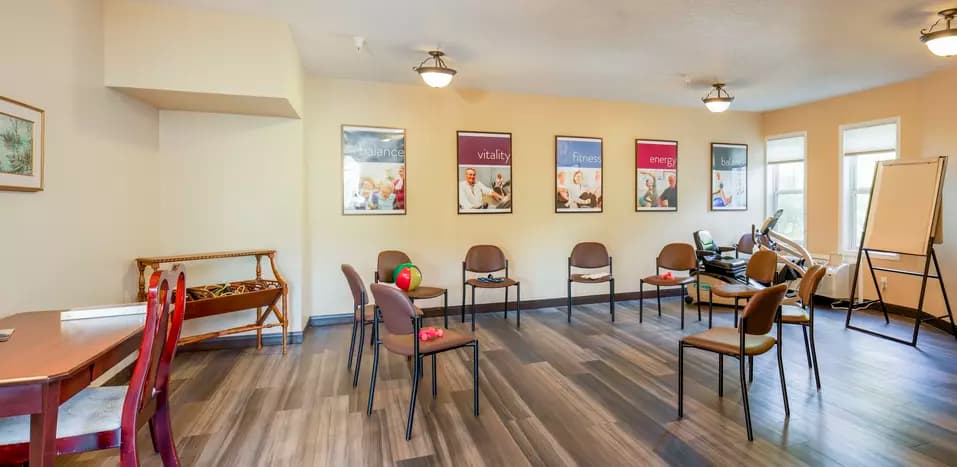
0, 266, 187, 466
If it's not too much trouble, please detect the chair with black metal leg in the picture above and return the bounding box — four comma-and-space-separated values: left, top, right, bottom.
367, 284, 479, 440
678, 283, 790, 441
375, 250, 450, 328
461, 245, 521, 331
341, 264, 377, 388
639, 243, 699, 329
708, 249, 777, 329
781, 264, 827, 389
567, 242, 615, 323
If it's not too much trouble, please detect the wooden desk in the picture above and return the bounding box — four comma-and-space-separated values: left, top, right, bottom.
0, 310, 143, 466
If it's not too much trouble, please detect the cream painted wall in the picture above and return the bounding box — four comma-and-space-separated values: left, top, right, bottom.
156, 111, 305, 335
306, 78, 765, 317
763, 63, 957, 315
0, 0, 159, 318
104, 0, 303, 117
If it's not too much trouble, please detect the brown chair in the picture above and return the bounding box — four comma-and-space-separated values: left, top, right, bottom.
376, 250, 449, 328
708, 249, 778, 329
678, 283, 790, 441
0, 266, 186, 466
462, 245, 521, 331
735, 232, 756, 258
567, 242, 615, 323
342, 264, 377, 388
640, 243, 699, 329
781, 264, 827, 389
367, 284, 479, 440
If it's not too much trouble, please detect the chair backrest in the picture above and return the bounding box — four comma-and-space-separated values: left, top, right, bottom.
798, 264, 827, 305
370, 283, 416, 336
693, 230, 717, 254
741, 283, 787, 335
123, 265, 186, 434
377, 250, 412, 283
657, 243, 697, 271
464, 244, 506, 273
746, 249, 778, 284
570, 242, 609, 268
341, 264, 368, 310
736, 233, 755, 256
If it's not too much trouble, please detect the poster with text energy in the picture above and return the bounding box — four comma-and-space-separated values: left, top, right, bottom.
457, 131, 512, 214
636, 139, 678, 211
342, 125, 406, 215
555, 136, 602, 212
711, 143, 748, 211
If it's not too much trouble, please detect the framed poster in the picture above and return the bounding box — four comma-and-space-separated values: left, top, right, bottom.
555, 136, 602, 213
457, 131, 512, 214
341, 125, 406, 215
635, 139, 678, 211
0, 96, 45, 192
711, 142, 748, 211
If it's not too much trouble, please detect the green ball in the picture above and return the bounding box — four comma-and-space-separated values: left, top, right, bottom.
393, 262, 414, 282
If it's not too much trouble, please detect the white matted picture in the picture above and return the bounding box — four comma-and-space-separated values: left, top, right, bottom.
341, 125, 406, 215
0, 96, 45, 192
555, 136, 602, 213
711, 142, 748, 211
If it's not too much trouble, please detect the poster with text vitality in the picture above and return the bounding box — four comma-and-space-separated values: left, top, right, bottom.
711, 143, 748, 211
636, 140, 678, 211
342, 126, 406, 215
457, 132, 512, 214
556, 136, 602, 212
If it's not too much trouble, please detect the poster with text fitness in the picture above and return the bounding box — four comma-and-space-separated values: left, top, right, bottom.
636, 140, 678, 211
342, 126, 406, 215
556, 136, 602, 212
457, 132, 512, 213
711, 143, 748, 211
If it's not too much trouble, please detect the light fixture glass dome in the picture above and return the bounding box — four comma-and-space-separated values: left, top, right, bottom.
413, 50, 457, 88
921, 9, 957, 57
702, 83, 734, 113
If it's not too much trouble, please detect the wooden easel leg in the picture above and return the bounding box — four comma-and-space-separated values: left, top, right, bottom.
931, 248, 957, 340
864, 250, 891, 324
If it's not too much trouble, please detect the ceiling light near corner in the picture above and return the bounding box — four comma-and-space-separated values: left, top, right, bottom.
921, 8, 957, 57
702, 83, 734, 112
413, 50, 457, 88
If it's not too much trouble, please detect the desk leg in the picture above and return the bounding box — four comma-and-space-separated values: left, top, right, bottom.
30, 381, 60, 467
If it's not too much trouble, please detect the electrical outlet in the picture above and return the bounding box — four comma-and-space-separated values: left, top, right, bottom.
880, 276, 888, 291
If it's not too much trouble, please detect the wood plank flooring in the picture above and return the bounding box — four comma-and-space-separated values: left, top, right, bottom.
59, 298, 957, 466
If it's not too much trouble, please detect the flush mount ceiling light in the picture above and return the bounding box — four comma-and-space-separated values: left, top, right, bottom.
413, 50, 457, 88
702, 83, 734, 112
921, 8, 957, 57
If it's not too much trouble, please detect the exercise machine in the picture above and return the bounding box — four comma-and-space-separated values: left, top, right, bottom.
687, 230, 748, 306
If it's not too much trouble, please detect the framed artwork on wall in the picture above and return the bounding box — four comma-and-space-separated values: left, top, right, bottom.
0, 96, 45, 192
636, 139, 678, 211
457, 131, 512, 214
341, 125, 406, 215
555, 136, 602, 213
711, 142, 748, 211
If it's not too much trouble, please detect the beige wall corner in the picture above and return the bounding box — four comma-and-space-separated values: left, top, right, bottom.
103, 0, 304, 118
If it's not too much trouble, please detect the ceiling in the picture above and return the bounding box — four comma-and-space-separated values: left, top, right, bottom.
149, 0, 954, 111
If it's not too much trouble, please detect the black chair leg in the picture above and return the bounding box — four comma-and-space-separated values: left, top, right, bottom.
347, 320, 358, 370
473, 341, 480, 416
697, 280, 702, 321
567, 280, 572, 323
367, 340, 380, 415
516, 283, 521, 328
739, 354, 753, 441
680, 285, 686, 329
656, 285, 662, 317
610, 279, 615, 322
504, 287, 509, 319
809, 324, 821, 389
639, 280, 644, 323
471, 286, 476, 332
431, 353, 437, 398
777, 343, 790, 417
677, 342, 684, 418
718, 353, 724, 396
734, 298, 739, 328
353, 323, 365, 387
748, 355, 754, 383
443, 291, 449, 329
708, 288, 714, 329
801, 325, 812, 368
461, 283, 466, 323
406, 355, 422, 440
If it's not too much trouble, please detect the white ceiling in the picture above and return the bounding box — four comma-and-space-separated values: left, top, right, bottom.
149, 0, 955, 111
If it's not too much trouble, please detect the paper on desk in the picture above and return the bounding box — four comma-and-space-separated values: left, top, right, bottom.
61, 303, 147, 321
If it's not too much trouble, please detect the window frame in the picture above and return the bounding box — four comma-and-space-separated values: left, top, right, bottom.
765, 131, 807, 245
838, 117, 900, 256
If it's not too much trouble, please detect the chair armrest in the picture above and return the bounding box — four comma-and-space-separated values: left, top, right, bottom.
717, 245, 736, 253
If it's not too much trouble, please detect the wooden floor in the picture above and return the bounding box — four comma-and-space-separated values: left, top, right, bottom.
60, 298, 957, 466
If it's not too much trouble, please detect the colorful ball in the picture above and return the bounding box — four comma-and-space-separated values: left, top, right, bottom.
393, 262, 414, 283
395, 265, 422, 291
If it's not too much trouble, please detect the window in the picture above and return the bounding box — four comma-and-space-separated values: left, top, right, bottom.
841, 120, 898, 253
766, 134, 806, 244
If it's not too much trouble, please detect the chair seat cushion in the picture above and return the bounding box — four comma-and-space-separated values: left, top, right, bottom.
0, 386, 126, 445
570, 273, 612, 284
355, 303, 376, 322
642, 275, 694, 287
466, 277, 518, 288
407, 286, 446, 300
711, 283, 762, 298
682, 328, 776, 356
781, 305, 810, 324
382, 329, 476, 356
